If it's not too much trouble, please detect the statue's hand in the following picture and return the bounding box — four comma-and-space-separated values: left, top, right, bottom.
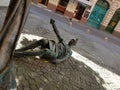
50, 18, 55, 24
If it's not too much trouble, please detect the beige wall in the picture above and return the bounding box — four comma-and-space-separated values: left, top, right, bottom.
48, 0, 59, 6
66, 1, 78, 13
0, 0, 10, 6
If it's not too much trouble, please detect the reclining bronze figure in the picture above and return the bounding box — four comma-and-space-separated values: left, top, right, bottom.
14, 19, 78, 63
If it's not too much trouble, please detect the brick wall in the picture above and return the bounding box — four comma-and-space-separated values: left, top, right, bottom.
102, 0, 120, 27
100, 0, 120, 36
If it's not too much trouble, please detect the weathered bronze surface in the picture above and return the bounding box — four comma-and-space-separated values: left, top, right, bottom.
0, 0, 31, 89
14, 19, 78, 64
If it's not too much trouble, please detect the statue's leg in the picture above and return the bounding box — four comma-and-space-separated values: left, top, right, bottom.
14, 48, 58, 61
15, 39, 49, 52
14, 48, 51, 57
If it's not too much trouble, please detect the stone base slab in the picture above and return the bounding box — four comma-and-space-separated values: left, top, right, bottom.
47, 3, 57, 12
80, 17, 87, 24
64, 10, 74, 18
113, 30, 120, 38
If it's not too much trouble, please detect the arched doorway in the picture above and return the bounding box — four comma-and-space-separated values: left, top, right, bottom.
87, 0, 109, 29
105, 8, 120, 33
56, 0, 69, 14
74, 3, 86, 20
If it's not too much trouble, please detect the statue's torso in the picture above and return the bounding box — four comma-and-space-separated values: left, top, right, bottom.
48, 40, 72, 59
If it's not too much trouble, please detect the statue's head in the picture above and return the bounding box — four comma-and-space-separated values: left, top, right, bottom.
68, 38, 78, 47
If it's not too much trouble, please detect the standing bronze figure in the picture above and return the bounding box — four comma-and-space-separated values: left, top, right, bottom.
0, 0, 31, 89
14, 19, 78, 64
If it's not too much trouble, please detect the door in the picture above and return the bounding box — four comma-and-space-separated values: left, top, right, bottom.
105, 9, 120, 33
39, 0, 48, 5
56, 0, 69, 14
75, 3, 86, 20
87, 0, 109, 29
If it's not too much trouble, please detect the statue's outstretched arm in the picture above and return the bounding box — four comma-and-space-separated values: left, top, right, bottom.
50, 19, 63, 42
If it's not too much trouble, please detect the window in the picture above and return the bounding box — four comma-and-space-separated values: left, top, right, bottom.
84, 11, 90, 18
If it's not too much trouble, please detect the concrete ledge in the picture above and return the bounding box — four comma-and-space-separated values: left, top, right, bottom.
0, 0, 10, 7
113, 30, 120, 38
47, 3, 57, 12
80, 17, 87, 24
64, 10, 74, 18
99, 24, 106, 31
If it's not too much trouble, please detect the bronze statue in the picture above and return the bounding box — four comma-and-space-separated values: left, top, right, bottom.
0, 0, 31, 89
14, 19, 78, 63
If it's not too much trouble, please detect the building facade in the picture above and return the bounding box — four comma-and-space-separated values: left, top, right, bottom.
1, 0, 119, 37
34, 0, 120, 38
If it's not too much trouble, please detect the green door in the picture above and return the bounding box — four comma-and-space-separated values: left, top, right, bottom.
87, 0, 109, 29
105, 9, 120, 33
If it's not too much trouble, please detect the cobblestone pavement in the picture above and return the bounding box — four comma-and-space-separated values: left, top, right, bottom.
14, 37, 105, 90
14, 57, 105, 90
